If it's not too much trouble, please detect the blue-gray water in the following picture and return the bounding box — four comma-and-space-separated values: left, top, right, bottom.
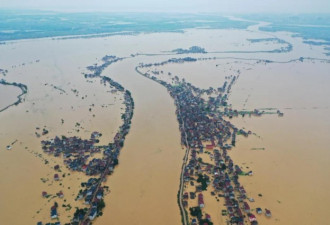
1, 11, 330, 54
0, 11, 255, 41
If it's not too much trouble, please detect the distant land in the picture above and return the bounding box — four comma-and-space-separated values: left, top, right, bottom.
0, 11, 254, 41
1, 11, 329, 55
242, 14, 330, 55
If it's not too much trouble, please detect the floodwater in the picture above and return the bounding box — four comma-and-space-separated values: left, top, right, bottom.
97, 57, 184, 225
0, 39, 124, 224
152, 57, 330, 225
0, 84, 21, 110
229, 61, 330, 225
0, 21, 329, 225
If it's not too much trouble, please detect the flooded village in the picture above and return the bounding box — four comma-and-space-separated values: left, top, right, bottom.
37, 55, 134, 225
1, 15, 330, 225
137, 57, 278, 225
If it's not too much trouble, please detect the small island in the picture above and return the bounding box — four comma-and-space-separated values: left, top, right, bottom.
172, 46, 207, 54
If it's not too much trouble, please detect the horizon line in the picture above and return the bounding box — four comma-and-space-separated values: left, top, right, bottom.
1, 7, 330, 14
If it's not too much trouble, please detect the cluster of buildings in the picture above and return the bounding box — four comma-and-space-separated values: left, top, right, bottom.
84, 55, 123, 78
42, 134, 108, 176
137, 58, 273, 225
72, 178, 105, 223
39, 55, 134, 225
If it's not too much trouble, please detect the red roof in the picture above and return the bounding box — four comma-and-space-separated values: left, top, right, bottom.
265, 209, 272, 217
248, 214, 257, 222
243, 202, 250, 210
198, 193, 204, 201
198, 193, 204, 205
206, 144, 214, 149
237, 208, 243, 217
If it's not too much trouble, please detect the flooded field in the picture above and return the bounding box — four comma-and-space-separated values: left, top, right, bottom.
0, 20, 329, 225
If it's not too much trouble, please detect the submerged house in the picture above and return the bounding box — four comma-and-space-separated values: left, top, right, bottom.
248, 213, 257, 222
89, 208, 97, 221
256, 208, 262, 214
206, 144, 214, 150
54, 174, 59, 181
243, 202, 250, 213
50, 206, 58, 219
57, 191, 64, 198
198, 193, 204, 208
183, 192, 189, 200
96, 189, 104, 200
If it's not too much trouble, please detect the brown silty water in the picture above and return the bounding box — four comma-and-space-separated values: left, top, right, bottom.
0, 23, 329, 225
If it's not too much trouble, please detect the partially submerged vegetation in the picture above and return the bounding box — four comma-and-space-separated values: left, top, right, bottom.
172, 46, 207, 54
0, 79, 28, 113
247, 38, 293, 53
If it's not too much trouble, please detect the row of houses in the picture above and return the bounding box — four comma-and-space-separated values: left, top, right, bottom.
39, 56, 135, 225
42, 134, 107, 177
71, 60, 135, 225
71, 82, 134, 224
137, 59, 272, 225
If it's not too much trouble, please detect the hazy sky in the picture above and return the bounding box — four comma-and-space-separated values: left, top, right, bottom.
1, 0, 329, 13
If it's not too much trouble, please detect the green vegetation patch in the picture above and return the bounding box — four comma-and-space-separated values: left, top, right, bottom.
197, 174, 209, 190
